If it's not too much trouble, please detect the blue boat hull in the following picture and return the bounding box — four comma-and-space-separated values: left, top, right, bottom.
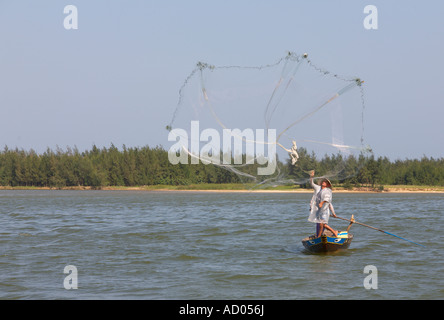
302, 231, 353, 253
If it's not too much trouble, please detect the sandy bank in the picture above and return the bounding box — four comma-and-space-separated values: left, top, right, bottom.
1, 186, 443, 193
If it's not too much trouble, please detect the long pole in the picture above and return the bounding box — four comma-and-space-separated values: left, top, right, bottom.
333, 216, 425, 248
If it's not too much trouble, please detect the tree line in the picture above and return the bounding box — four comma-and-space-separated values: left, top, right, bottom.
0, 145, 443, 188
290, 148, 444, 189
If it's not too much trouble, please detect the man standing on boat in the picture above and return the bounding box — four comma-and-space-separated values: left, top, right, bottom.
308, 170, 338, 237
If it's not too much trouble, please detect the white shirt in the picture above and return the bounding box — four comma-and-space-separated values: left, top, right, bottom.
308, 180, 333, 224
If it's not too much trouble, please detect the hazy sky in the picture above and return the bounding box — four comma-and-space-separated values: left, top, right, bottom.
0, 0, 443, 160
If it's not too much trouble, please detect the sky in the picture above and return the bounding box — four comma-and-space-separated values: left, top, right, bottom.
0, 0, 443, 161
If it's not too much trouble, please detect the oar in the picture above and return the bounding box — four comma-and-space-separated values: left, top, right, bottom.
333, 216, 425, 248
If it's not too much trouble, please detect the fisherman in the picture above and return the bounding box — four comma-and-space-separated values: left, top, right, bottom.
308, 170, 338, 237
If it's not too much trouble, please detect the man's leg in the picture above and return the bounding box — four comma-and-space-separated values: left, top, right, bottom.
316, 223, 324, 237
323, 224, 338, 237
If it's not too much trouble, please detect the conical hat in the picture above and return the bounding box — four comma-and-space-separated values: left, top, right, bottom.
319, 178, 332, 189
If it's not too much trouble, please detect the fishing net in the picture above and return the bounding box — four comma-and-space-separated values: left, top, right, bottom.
167, 51, 372, 188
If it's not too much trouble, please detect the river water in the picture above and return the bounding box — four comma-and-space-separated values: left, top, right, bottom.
0, 190, 442, 300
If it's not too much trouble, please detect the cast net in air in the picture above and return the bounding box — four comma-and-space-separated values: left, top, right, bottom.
167, 52, 372, 188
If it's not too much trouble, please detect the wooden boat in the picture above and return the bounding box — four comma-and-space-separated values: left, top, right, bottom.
302, 230, 353, 253
301, 214, 425, 252
302, 215, 355, 253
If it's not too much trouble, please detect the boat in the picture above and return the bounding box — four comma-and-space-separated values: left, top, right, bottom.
302, 230, 353, 253
302, 214, 355, 253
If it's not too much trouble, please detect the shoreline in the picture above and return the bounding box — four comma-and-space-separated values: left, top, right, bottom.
1, 185, 443, 193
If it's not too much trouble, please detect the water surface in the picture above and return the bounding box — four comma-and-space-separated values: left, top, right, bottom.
0, 190, 442, 299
